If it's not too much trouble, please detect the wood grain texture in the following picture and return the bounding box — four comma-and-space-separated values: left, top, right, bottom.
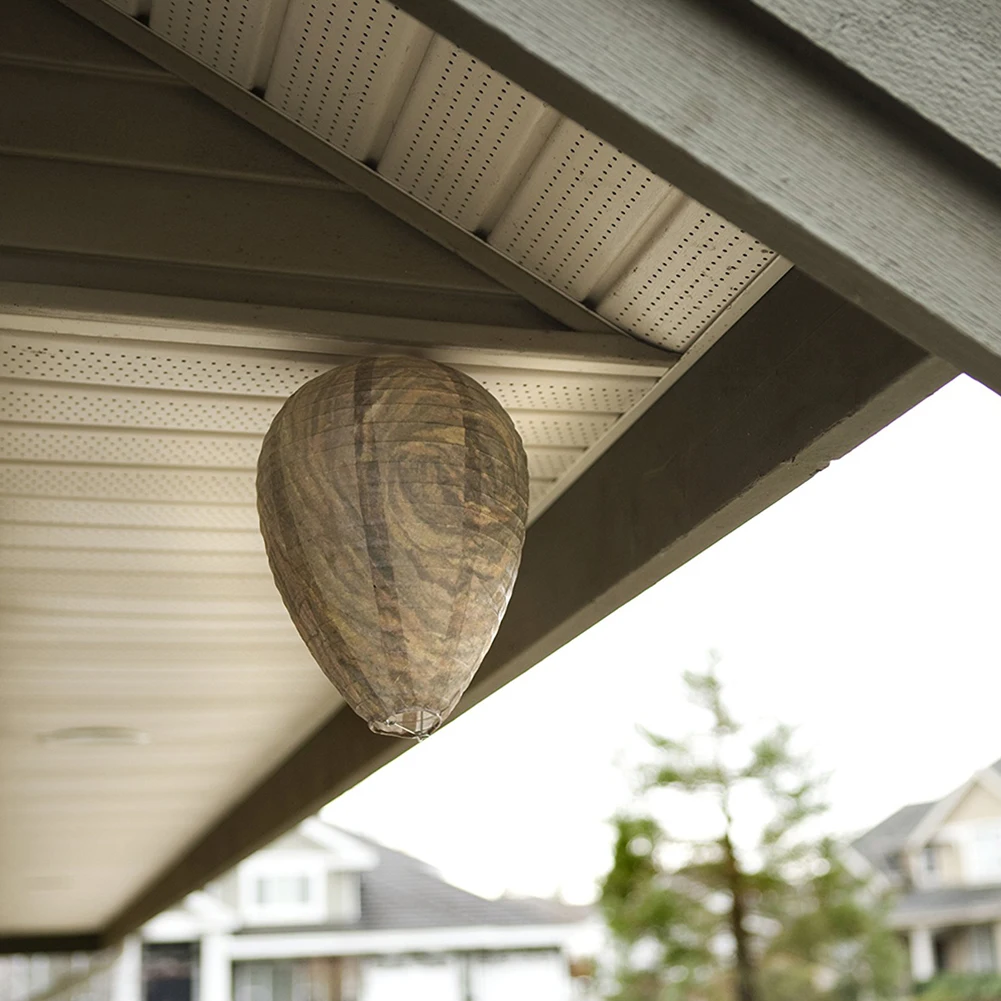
257, 357, 529, 737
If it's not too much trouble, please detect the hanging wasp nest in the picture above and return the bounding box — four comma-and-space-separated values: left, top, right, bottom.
257, 356, 529, 738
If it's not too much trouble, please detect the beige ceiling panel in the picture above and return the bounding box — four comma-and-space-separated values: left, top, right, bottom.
0, 300, 672, 931
0, 333, 334, 396
1, 385, 281, 435
0, 547, 270, 574
462, 367, 655, 413
0, 427, 261, 468
0, 525, 263, 553
524, 448, 583, 481
0, 465, 258, 504
510, 411, 615, 449
0, 0, 796, 934
0, 571, 280, 600
0, 497, 259, 530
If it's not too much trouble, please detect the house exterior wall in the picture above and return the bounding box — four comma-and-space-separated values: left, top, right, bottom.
944, 785, 1001, 826
863, 767, 1001, 984
935, 842, 963, 886
211, 873, 240, 913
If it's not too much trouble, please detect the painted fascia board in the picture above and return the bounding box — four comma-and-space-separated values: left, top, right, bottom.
0, 282, 671, 378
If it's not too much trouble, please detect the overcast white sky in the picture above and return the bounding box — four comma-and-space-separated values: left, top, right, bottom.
322, 373, 1001, 904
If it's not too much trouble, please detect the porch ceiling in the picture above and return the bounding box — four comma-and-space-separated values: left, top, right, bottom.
0, 0, 821, 943
0, 292, 667, 933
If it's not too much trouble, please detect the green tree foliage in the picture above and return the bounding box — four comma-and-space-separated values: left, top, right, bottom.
599, 659, 902, 1001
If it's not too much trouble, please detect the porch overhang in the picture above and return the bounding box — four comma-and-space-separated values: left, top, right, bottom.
2, 0, 989, 949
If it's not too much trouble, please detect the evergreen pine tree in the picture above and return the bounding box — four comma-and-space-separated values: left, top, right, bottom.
599, 657, 902, 1001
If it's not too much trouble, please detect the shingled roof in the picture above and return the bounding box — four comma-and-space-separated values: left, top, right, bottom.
852, 802, 936, 876
349, 833, 590, 932
854, 758, 1001, 878
234, 824, 591, 935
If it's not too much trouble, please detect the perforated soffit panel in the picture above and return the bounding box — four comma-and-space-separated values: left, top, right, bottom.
130, 0, 784, 352
0, 314, 667, 930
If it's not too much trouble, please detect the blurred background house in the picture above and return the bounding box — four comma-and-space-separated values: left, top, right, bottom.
0, 820, 598, 1001
855, 758, 1001, 987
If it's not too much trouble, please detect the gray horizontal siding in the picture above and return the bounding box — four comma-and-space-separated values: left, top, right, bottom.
0, 0, 558, 330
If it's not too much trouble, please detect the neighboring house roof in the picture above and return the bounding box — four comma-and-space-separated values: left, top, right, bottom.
853, 802, 936, 876
854, 757, 1001, 929
853, 758, 1001, 875
348, 833, 589, 932
232, 822, 590, 935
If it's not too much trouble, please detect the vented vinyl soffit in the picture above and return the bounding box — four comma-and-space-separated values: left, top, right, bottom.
67, 0, 788, 352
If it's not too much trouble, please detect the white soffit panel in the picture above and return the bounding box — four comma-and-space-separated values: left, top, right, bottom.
265, 0, 433, 161
378, 36, 559, 231
1, 300, 668, 927
489, 122, 676, 301
596, 201, 779, 352
150, 0, 290, 89
138, 0, 787, 352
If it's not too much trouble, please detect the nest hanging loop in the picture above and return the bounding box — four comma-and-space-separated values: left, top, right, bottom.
257, 356, 530, 738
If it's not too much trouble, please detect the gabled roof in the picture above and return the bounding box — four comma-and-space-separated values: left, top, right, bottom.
238, 822, 589, 934
852, 802, 936, 876
854, 757, 1001, 875
345, 831, 589, 932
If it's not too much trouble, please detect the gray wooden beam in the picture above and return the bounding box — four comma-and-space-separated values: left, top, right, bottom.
379, 0, 1001, 394
0, 282, 673, 377
98, 271, 953, 944
0, 934, 102, 956
51, 0, 619, 336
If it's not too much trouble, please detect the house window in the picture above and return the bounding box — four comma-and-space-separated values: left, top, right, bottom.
885, 851, 903, 877
255, 874, 311, 906
240, 862, 327, 925
234, 958, 348, 1001
969, 925, 997, 973
969, 825, 1001, 883
918, 846, 940, 885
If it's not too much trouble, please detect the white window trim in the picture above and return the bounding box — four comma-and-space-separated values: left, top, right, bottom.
966, 821, 1001, 885
238, 853, 329, 926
